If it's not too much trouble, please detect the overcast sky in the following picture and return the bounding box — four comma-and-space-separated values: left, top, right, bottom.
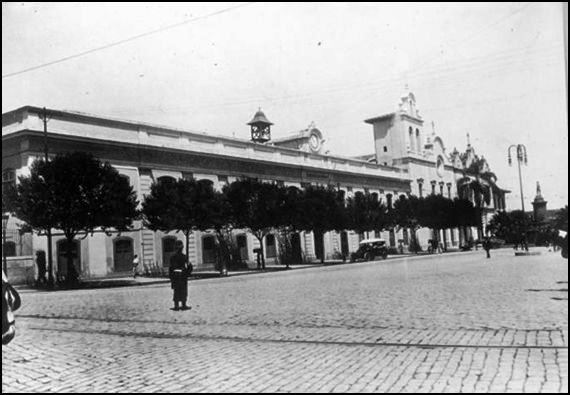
2, 2, 568, 210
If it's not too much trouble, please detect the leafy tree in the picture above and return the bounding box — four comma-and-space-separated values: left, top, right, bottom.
392, 194, 425, 253
420, 194, 455, 250
275, 186, 305, 268
553, 205, 568, 232
488, 210, 533, 247
142, 177, 216, 267
346, 191, 388, 236
209, 187, 242, 273
5, 153, 139, 285
225, 178, 281, 270
299, 185, 347, 264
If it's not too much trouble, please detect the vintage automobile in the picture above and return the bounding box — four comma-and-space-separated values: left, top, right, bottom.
2, 270, 21, 345
350, 238, 388, 262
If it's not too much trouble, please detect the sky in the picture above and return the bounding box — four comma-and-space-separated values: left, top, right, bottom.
2, 2, 568, 210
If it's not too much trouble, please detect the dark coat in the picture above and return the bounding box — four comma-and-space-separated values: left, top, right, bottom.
169, 252, 189, 302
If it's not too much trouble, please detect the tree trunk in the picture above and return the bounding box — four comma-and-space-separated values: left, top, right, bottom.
184, 230, 191, 270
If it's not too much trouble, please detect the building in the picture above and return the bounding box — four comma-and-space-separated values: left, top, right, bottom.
2, 91, 508, 282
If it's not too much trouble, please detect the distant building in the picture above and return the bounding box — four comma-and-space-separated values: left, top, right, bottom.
532, 182, 548, 222
2, 90, 508, 282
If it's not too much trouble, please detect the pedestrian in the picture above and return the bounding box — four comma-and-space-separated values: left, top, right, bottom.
483, 237, 492, 259
35, 250, 47, 286
132, 254, 140, 278
169, 241, 190, 311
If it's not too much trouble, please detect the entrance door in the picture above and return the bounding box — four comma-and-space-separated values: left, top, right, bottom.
114, 238, 134, 272
340, 231, 349, 258
314, 231, 324, 261
291, 233, 302, 264
57, 240, 80, 280
236, 234, 248, 261
202, 236, 216, 264
162, 237, 177, 268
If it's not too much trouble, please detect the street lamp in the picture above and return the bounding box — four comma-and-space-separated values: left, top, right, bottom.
508, 144, 528, 212
2, 213, 9, 275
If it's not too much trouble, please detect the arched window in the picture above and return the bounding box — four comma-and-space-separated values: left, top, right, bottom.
408, 127, 414, 151
265, 234, 277, 258
416, 129, 421, 152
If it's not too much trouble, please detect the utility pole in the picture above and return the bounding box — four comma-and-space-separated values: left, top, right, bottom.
508, 144, 528, 212
40, 107, 54, 287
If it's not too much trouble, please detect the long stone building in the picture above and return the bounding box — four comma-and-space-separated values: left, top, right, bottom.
2, 91, 508, 282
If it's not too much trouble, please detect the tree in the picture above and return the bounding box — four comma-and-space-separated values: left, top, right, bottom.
299, 185, 347, 264
225, 178, 281, 270
142, 177, 216, 268
346, 191, 388, 237
5, 152, 139, 285
392, 194, 424, 253
553, 205, 568, 232
420, 194, 455, 251
451, 197, 478, 246
274, 186, 305, 268
488, 210, 533, 248
209, 187, 241, 273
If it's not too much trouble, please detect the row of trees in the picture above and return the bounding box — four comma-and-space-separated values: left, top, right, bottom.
487, 206, 568, 247
4, 152, 482, 283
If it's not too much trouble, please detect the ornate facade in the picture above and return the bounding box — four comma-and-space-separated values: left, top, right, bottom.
2, 91, 508, 282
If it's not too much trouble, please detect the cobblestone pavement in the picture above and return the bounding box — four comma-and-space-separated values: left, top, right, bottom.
2, 248, 568, 392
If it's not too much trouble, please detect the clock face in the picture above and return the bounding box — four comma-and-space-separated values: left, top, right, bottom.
309, 134, 319, 150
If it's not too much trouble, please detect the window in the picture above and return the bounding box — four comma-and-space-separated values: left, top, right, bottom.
4, 242, 16, 257
157, 175, 176, 183
416, 129, 421, 152
383, 146, 388, 152
2, 168, 16, 195
409, 127, 414, 151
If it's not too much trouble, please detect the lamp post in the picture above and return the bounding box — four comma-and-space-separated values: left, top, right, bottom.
2, 213, 8, 275
508, 144, 528, 212
40, 107, 54, 286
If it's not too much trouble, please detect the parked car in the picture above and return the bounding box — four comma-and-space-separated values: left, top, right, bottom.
2, 270, 21, 345
350, 238, 388, 262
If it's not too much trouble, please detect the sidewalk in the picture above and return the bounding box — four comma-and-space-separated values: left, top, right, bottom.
14, 247, 515, 293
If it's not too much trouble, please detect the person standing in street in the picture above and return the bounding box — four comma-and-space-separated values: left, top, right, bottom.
132, 254, 140, 278
169, 241, 190, 311
483, 237, 492, 259
35, 250, 47, 286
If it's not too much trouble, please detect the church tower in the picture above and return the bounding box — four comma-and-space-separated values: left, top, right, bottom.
364, 88, 424, 166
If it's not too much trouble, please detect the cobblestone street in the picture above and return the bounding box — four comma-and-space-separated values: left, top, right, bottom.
2, 248, 568, 393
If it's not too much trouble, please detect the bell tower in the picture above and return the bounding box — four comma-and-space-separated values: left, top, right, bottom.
248, 108, 273, 143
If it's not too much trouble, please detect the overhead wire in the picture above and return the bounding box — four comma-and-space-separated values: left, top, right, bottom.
1, 2, 256, 79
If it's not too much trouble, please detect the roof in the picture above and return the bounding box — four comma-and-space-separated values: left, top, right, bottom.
364, 112, 395, 124
247, 109, 273, 126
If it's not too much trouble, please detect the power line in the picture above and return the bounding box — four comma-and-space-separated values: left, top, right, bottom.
1, 2, 256, 79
